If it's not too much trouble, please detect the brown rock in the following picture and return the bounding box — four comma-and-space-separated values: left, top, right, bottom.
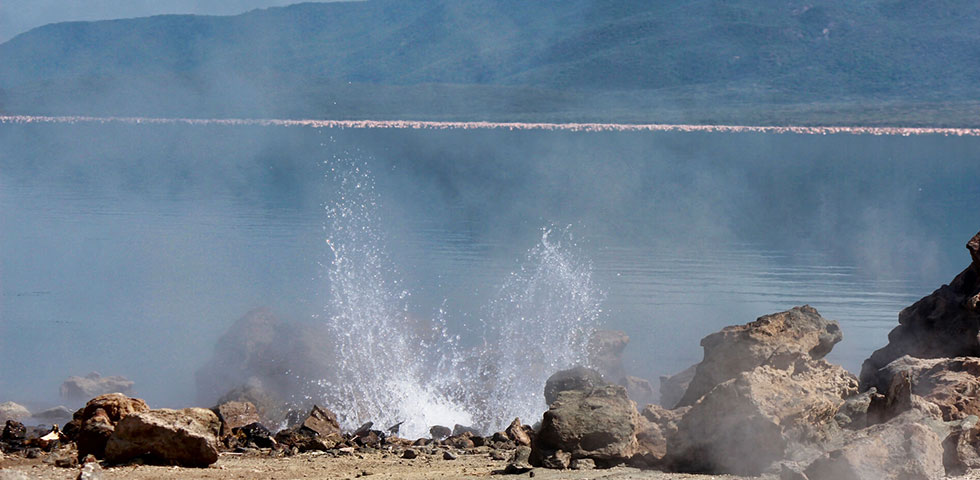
864, 355, 980, 423
212, 401, 260, 437
104, 408, 220, 467
543, 366, 606, 406
504, 418, 531, 446
632, 404, 685, 466
667, 353, 858, 475
659, 364, 697, 409
860, 231, 980, 387
678, 306, 843, 407
67, 393, 149, 460
620, 376, 657, 407
301, 405, 341, 437
805, 420, 945, 480
532, 385, 638, 465
429, 425, 451, 440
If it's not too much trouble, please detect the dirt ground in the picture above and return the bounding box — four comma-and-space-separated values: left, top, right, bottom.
0, 449, 768, 480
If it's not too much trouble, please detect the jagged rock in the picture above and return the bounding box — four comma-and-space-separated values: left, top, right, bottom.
659, 364, 697, 409
216, 383, 289, 429
300, 405, 340, 437
402, 448, 417, 459
805, 418, 945, 480
429, 425, 451, 440
620, 376, 657, 407
504, 418, 531, 446
678, 306, 843, 407
588, 330, 629, 383
863, 355, 980, 425
77, 460, 105, 480
452, 424, 479, 437
443, 432, 475, 449
570, 457, 595, 470
32, 406, 72, 425
943, 416, 980, 475
230, 422, 276, 449
543, 366, 606, 406
212, 401, 261, 437
66, 393, 149, 460
540, 450, 571, 469
195, 308, 338, 415
666, 352, 859, 475
861, 231, 980, 387
104, 408, 220, 467
0, 403, 29, 424
505, 446, 533, 473
532, 385, 638, 466
60, 373, 134, 405
632, 404, 685, 466
273, 427, 340, 452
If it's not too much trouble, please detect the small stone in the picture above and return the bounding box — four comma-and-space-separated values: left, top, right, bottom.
540, 450, 571, 469
402, 448, 417, 459
569, 458, 595, 470
77, 462, 105, 480
443, 450, 457, 460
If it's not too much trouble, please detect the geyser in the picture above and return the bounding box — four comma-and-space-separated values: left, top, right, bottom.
317, 155, 602, 438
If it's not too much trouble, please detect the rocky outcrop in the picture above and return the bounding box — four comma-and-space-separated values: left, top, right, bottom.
659, 364, 696, 409
212, 401, 260, 437
104, 408, 221, 467
195, 308, 338, 412
632, 404, 686, 466
543, 366, 606, 406
0, 403, 30, 424
588, 330, 629, 383
65, 393, 149, 460
865, 356, 980, 424
60, 373, 134, 405
860, 231, 980, 387
678, 306, 843, 407
666, 352, 859, 475
532, 384, 639, 466
620, 376, 657, 407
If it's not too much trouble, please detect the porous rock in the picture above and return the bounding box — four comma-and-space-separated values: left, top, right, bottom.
104, 407, 220, 467
860, 230, 980, 387
805, 419, 945, 480
666, 352, 858, 475
532, 384, 638, 465
678, 305, 843, 407
66, 393, 149, 459
60, 373, 134, 404
543, 366, 606, 406
504, 418, 531, 446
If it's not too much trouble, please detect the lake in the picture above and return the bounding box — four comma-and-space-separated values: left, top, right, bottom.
1, 122, 978, 416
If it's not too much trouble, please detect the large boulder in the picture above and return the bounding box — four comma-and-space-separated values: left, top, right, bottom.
104, 408, 220, 467
543, 366, 606, 406
532, 384, 639, 466
66, 393, 149, 459
60, 373, 134, 405
633, 404, 687, 466
678, 306, 843, 407
666, 352, 859, 475
805, 415, 946, 480
865, 355, 980, 424
587, 330, 629, 382
0, 403, 30, 424
860, 231, 980, 387
195, 308, 337, 411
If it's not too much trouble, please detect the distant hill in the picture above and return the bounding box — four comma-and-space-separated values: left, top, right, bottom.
2, 0, 980, 125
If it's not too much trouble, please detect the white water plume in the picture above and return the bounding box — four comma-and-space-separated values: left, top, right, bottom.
318, 154, 603, 438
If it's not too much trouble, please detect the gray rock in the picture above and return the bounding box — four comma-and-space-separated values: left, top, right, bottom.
429, 425, 451, 440
805, 420, 944, 480
0, 403, 30, 424
32, 406, 73, 424
211, 401, 261, 437
77, 462, 104, 480
569, 457, 595, 470
104, 408, 220, 467
659, 364, 697, 409
620, 376, 657, 407
543, 366, 606, 406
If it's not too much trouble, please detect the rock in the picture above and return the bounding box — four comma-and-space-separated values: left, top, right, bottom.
231, 422, 276, 449
300, 405, 340, 437
861, 231, 980, 387
659, 364, 697, 409
216, 383, 289, 429
620, 376, 658, 407
943, 416, 980, 475
2, 421, 26, 443
353, 429, 383, 448
212, 401, 261, 437
543, 366, 606, 406
588, 330, 629, 383
195, 308, 338, 415
442, 450, 457, 460
504, 418, 531, 446
533, 384, 638, 465
632, 404, 684, 466
273, 427, 341, 452
32, 406, 72, 425
402, 448, 417, 459
104, 408, 220, 467
451, 424, 479, 437
0, 471, 29, 480
77, 462, 104, 480
804, 420, 945, 480
570, 457, 595, 470
0, 403, 30, 424
678, 306, 843, 407
67, 393, 149, 460
540, 450, 571, 469
666, 353, 859, 475
443, 433, 475, 449
504, 446, 533, 473
864, 355, 980, 424
429, 425, 451, 440
60, 373, 134, 405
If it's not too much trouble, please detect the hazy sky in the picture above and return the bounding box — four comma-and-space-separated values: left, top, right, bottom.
0, 0, 346, 42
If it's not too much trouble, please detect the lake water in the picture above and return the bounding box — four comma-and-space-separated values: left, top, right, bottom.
1, 123, 979, 414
